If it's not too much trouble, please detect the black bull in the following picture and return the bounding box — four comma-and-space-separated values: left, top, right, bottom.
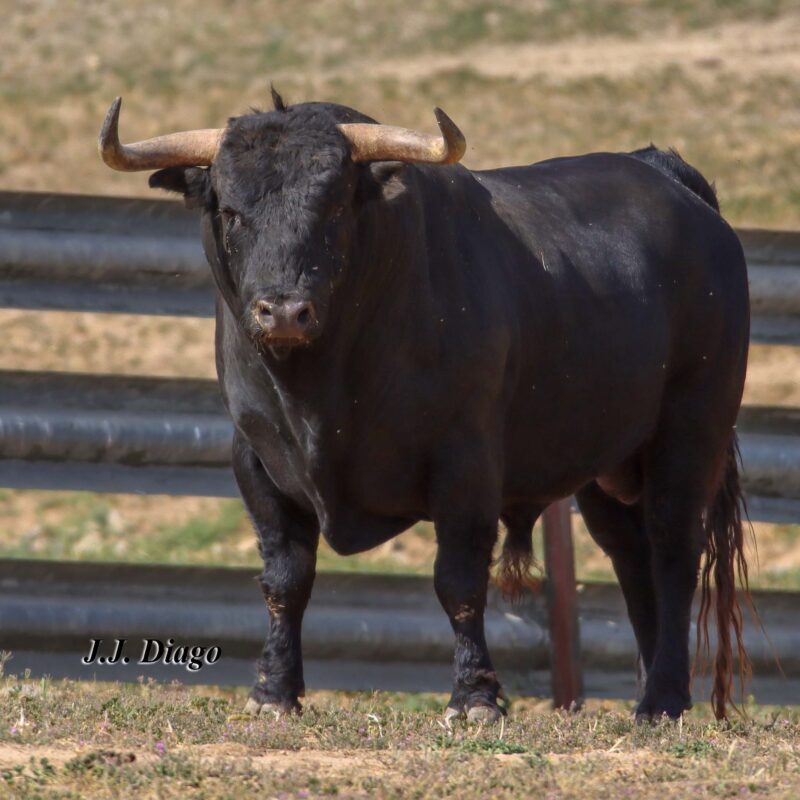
138, 98, 750, 722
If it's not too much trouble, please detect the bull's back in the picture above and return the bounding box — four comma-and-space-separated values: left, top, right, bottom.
467, 153, 748, 498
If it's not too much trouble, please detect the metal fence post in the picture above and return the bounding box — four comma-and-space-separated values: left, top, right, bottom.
542, 499, 584, 710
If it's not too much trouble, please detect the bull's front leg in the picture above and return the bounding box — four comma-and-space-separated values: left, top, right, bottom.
432, 440, 504, 723
434, 516, 503, 723
232, 433, 319, 715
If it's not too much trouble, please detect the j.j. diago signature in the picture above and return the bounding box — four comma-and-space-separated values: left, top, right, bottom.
81, 638, 221, 672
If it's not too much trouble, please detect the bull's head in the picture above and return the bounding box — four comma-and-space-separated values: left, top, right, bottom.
98, 92, 465, 357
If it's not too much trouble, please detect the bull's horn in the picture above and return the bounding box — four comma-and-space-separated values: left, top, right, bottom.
337, 108, 465, 165
98, 97, 224, 171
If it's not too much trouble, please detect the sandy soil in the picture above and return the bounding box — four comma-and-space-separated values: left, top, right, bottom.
0, 741, 385, 776
357, 15, 800, 84
0, 740, 718, 782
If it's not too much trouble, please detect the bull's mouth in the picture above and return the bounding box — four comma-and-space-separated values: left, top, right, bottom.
269, 345, 293, 361
260, 336, 313, 361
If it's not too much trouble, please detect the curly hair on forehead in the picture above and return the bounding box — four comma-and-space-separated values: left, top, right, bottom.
216, 108, 351, 200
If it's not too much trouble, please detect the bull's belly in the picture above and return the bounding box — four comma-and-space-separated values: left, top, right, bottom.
310, 420, 649, 555
235, 370, 662, 554
321, 506, 420, 556
501, 448, 644, 507
319, 432, 645, 556
500, 401, 658, 504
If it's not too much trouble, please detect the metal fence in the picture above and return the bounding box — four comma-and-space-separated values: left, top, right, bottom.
0, 558, 792, 703
1, 190, 798, 703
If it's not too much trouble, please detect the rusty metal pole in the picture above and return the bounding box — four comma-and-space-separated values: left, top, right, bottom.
542, 499, 584, 710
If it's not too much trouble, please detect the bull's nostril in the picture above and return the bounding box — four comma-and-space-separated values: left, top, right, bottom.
255, 298, 316, 339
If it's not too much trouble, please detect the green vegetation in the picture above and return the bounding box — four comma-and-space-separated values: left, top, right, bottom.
0, 494, 253, 567
5, 488, 800, 589
0, 490, 442, 574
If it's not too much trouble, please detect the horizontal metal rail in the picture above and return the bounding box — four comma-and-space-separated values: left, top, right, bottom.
0, 191, 213, 317
2, 192, 800, 343
0, 369, 795, 520
741, 229, 800, 344
0, 559, 792, 703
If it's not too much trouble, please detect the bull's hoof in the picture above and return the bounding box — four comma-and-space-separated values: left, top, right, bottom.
443, 702, 505, 726
243, 697, 301, 717
635, 709, 684, 725
466, 704, 504, 724
444, 675, 508, 726
635, 691, 691, 723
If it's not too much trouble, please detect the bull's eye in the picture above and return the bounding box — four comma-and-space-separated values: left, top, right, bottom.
221, 208, 242, 233
220, 208, 243, 252
324, 205, 347, 250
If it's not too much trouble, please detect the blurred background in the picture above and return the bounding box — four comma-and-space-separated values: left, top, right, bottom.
0, 0, 799, 585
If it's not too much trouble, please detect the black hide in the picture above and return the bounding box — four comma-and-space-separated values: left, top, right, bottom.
150, 98, 749, 721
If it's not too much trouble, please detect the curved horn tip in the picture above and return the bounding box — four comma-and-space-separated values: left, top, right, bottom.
433, 107, 466, 164
433, 106, 452, 127
98, 97, 123, 162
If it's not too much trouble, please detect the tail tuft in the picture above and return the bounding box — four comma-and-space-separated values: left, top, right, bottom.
495, 522, 542, 603
695, 435, 754, 720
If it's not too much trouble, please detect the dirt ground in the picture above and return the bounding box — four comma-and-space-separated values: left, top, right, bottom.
2, 678, 800, 798
361, 14, 800, 83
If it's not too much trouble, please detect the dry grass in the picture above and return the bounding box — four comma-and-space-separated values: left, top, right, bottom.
0, 1, 798, 226
1, 675, 800, 798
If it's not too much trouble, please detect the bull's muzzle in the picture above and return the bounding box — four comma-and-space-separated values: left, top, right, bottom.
253, 298, 318, 344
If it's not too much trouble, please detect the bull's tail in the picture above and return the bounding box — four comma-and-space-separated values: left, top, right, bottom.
695, 435, 754, 720
495, 520, 542, 603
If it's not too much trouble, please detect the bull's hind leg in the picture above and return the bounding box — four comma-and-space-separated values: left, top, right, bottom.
232, 433, 319, 715
576, 483, 657, 680
637, 400, 729, 720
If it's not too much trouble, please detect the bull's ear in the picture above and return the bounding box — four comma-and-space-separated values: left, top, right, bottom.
149, 166, 211, 210
369, 161, 407, 201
